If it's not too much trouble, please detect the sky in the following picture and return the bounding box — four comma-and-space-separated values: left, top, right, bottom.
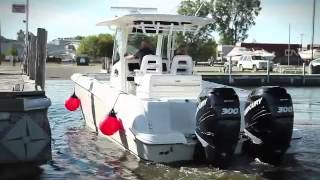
0, 0, 319, 46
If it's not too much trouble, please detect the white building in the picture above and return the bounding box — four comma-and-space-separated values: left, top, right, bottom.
47, 37, 81, 61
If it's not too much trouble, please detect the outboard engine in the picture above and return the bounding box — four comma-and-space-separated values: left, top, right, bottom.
243, 86, 294, 165
195, 88, 240, 167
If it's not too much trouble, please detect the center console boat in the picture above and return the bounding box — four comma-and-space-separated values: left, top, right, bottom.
71, 14, 301, 167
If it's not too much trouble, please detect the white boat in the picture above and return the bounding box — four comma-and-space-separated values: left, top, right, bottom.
253, 49, 275, 58
225, 46, 252, 64
299, 48, 320, 60
225, 47, 275, 65
71, 14, 301, 166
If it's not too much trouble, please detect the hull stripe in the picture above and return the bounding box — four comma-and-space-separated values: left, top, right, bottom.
89, 82, 99, 134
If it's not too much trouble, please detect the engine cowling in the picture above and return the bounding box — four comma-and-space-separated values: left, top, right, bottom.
195, 88, 240, 167
243, 86, 294, 165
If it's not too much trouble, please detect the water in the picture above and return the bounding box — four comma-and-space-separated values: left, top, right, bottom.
5, 81, 320, 179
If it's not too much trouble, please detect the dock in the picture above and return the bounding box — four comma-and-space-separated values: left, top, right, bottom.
201, 74, 320, 86
0, 28, 52, 165
194, 66, 320, 86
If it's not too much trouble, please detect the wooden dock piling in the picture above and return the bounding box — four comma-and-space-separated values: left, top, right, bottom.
28, 34, 37, 80
35, 28, 47, 90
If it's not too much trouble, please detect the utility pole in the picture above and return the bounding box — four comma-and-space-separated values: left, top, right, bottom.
288, 24, 291, 66
24, 0, 29, 73
26, 0, 29, 42
311, 0, 316, 60
0, 20, 2, 57
0, 20, 2, 65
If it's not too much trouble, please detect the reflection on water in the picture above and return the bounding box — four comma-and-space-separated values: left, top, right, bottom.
1, 81, 320, 179
287, 87, 320, 126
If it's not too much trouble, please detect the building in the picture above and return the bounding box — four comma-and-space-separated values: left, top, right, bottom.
216, 45, 234, 61
48, 37, 80, 46
47, 37, 81, 62
307, 44, 320, 49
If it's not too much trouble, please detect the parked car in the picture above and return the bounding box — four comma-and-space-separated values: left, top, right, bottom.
47, 56, 62, 63
237, 55, 273, 72
309, 58, 320, 74
76, 55, 90, 66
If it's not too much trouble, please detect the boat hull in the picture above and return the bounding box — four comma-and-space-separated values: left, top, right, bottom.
73, 76, 198, 163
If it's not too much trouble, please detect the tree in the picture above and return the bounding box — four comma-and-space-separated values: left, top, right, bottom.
17, 29, 25, 42
212, 0, 261, 44
176, 32, 217, 62
177, 0, 217, 61
77, 35, 98, 57
75, 35, 84, 40
178, 0, 215, 41
77, 34, 114, 58
177, 0, 261, 45
96, 34, 113, 58
11, 48, 18, 56
0, 53, 4, 64
6, 47, 18, 56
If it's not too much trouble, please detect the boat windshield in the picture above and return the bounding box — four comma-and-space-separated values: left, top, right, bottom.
126, 34, 157, 57
126, 33, 172, 60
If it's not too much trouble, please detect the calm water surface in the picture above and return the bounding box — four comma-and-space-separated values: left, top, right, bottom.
8, 81, 320, 180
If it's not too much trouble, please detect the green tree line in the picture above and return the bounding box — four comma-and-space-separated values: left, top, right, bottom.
77, 34, 113, 58
0, 47, 18, 57
0, 47, 18, 64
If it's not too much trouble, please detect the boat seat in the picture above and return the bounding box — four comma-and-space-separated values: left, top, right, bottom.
140, 55, 163, 74
170, 55, 193, 75
135, 74, 202, 99
134, 55, 163, 86
127, 59, 140, 72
